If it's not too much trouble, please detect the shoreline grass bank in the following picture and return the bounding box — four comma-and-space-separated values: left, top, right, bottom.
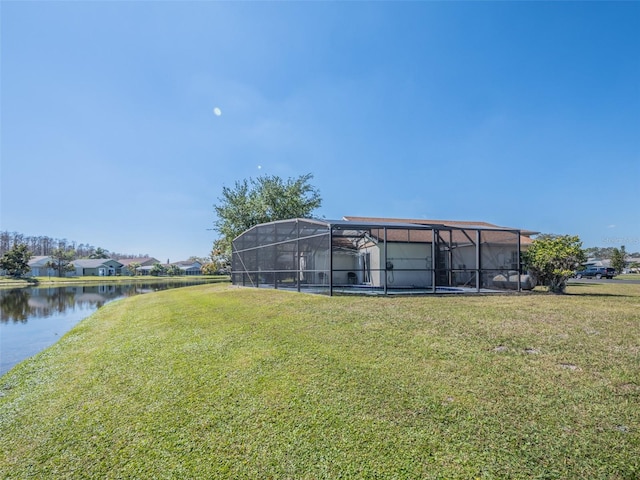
0, 275, 229, 289
1, 283, 638, 478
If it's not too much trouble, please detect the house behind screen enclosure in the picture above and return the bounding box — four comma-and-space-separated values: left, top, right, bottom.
232, 216, 537, 295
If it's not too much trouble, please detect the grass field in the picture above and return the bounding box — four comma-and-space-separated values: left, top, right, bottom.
1, 283, 638, 478
615, 274, 640, 281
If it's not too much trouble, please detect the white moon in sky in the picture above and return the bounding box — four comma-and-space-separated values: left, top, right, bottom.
258, 165, 262, 169
213, 107, 222, 116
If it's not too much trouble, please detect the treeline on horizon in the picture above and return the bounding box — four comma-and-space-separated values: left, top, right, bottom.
0, 231, 150, 260
2, 230, 636, 263
584, 246, 640, 259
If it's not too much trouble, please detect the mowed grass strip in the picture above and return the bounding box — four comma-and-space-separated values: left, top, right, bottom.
1, 283, 638, 479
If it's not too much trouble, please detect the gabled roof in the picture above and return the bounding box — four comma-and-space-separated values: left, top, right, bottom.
343, 216, 533, 232
178, 265, 202, 271
28, 256, 52, 267
233, 217, 533, 248
118, 258, 159, 267
343, 216, 536, 245
172, 260, 202, 267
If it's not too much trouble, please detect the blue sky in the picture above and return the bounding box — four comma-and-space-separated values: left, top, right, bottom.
2, 1, 639, 261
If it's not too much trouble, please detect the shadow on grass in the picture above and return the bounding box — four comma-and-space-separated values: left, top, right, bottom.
526, 282, 638, 298
567, 292, 635, 298
565, 282, 636, 298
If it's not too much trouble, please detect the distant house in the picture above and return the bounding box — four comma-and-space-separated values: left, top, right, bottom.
586, 256, 640, 274
137, 265, 157, 276
171, 260, 203, 275
118, 258, 160, 276
27, 256, 57, 277
584, 258, 611, 268
72, 259, 123, 277
132, 260, 203, 276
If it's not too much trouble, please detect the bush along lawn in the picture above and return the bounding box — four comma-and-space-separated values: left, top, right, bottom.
1, 283, 639, 478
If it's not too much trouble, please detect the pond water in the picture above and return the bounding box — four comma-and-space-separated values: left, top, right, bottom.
0, 281, 214, 376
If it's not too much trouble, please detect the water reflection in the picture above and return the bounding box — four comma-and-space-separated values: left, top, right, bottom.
0, 280, 215, 375
0, 282, 206, 323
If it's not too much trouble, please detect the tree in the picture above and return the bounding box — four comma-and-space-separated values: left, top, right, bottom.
46, 248, 76, 277
128, 262, 142, 276
0, 231, 11, 255
523, 234, 585, 294
166, 264, 182, 276
0, 244, 32, 277
212, 173, 322, 255
610, 246, 627, 274
201, 262, 219, 275
210, 242, 231, 273
89, 247, 110, 259
188, 255, 210, 264
150, 263, 166, 276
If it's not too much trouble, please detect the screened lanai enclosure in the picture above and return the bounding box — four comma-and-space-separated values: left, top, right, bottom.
231, 218, 533, 295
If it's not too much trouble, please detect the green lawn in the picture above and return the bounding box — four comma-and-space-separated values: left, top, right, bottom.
1, 283, 638, 478
615, 274, 640, 280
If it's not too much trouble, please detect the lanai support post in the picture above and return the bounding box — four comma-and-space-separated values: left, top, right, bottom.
476, 230, 481, 293
329, 226, 334, 296
383, 227, 388, 295
431, 229, 436, 293
296, 220, 300, 293
516, 230, 522, 292
448, 229, 453, 287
